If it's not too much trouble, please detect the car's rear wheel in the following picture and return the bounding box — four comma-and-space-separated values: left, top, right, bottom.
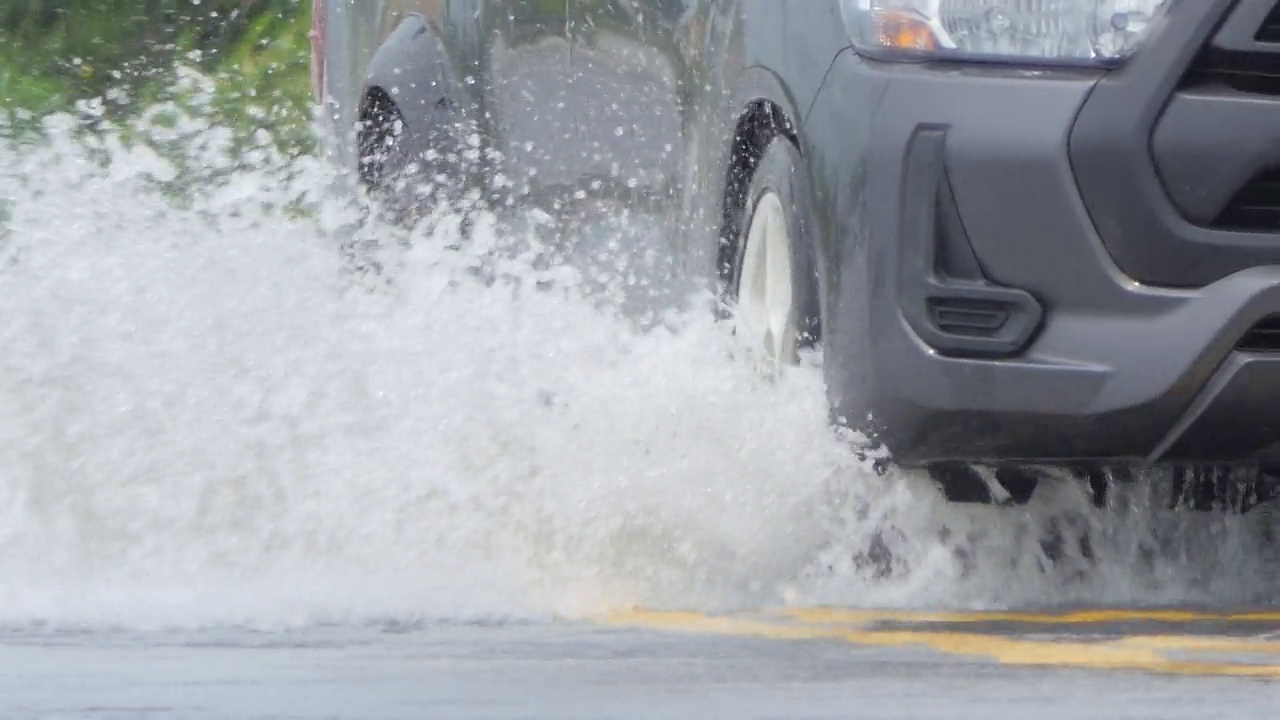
729, 136, 820, 373
357, 88, 471, 223
357, 88, 413, 193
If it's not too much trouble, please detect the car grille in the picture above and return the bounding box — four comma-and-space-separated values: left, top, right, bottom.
1258, 2, 1280, 42
1072, 0, 1280, 286
1184, 47, 1280, 96
1235, 3, 1280, 231
1239, 315, 1280, 351
1174, 2, 1280, 232
1216, 169, 1280, 230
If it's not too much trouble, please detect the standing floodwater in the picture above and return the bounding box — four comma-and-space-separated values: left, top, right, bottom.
0, 104, 1277, 631
1, 3, 1277, 715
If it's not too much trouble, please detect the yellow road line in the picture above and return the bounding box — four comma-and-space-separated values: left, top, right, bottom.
1117, 636, 1280, 655
604, 610, 1280, 679
782, 607, 1280, 627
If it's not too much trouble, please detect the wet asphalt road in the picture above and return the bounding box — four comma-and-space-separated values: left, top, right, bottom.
1, 609, 1276, 720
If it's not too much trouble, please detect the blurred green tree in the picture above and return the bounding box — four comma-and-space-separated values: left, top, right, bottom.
1, 0, 307, 113
1, 0, 314, 158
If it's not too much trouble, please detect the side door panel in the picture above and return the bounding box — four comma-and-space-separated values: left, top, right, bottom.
573, 0, 689, 200
486, 0, 579, 192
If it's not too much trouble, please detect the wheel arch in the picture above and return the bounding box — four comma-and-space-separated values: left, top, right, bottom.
359, 14, 471, 156
718, 69, 803, 282
717, 67, 824, 342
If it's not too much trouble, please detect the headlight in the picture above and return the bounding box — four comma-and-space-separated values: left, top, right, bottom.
840, 0, 1172, 65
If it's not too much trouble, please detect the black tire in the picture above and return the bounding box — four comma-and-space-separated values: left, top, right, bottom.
729, 135, 822, 351
356, 89, 472, 222
357, 89, 411, 191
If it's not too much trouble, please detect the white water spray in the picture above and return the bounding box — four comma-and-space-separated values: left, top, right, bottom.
0, 107, 1274, 630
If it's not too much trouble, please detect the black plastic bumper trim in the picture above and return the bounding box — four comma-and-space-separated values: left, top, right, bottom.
1147, 353, 1280, 464
1068, 0, 1280, 288
899, 127, 1044, 358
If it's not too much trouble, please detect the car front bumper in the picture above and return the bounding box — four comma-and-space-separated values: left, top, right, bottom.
806, 48, 1280, 466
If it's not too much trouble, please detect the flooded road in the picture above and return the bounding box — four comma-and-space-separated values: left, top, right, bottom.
2, 610, 1276, 719
0, 110, 1276, 718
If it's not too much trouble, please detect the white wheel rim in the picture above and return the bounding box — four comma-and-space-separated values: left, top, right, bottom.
738, 191, 797, 373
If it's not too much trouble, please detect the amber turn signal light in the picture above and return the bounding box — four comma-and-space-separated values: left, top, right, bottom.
874, 10, 939, 52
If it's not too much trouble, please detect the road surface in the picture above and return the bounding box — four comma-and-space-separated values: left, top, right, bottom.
2, 608, 1276, 719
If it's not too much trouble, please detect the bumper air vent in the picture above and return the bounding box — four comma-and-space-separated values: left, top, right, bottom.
927, 299, 1011, 338
1239, 315, 1280, 352
1258, 3, 1280, 43
1215, 169, 1280, 231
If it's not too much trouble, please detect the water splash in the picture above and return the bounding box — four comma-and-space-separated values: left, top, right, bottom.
0, 108, 1274, 630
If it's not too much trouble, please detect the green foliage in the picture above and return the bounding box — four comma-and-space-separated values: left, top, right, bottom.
0, 0, 314, 157
209, 6, 314, 157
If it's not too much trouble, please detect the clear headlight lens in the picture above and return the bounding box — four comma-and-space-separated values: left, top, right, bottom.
840, 0, 1172, 65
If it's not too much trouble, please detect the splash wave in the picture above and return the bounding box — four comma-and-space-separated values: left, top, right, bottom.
0, 111, 1274, 629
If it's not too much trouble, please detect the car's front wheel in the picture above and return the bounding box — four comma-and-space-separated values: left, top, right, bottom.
729, 136, 821, 373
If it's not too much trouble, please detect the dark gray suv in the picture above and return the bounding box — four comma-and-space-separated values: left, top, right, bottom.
315, 0, 1280, 506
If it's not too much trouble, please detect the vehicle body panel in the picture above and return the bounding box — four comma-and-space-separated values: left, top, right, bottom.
317, 0, 1280, 469
487, 1, 577, 189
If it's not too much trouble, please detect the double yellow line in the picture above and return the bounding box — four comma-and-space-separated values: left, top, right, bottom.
604, 608, 1280, 678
